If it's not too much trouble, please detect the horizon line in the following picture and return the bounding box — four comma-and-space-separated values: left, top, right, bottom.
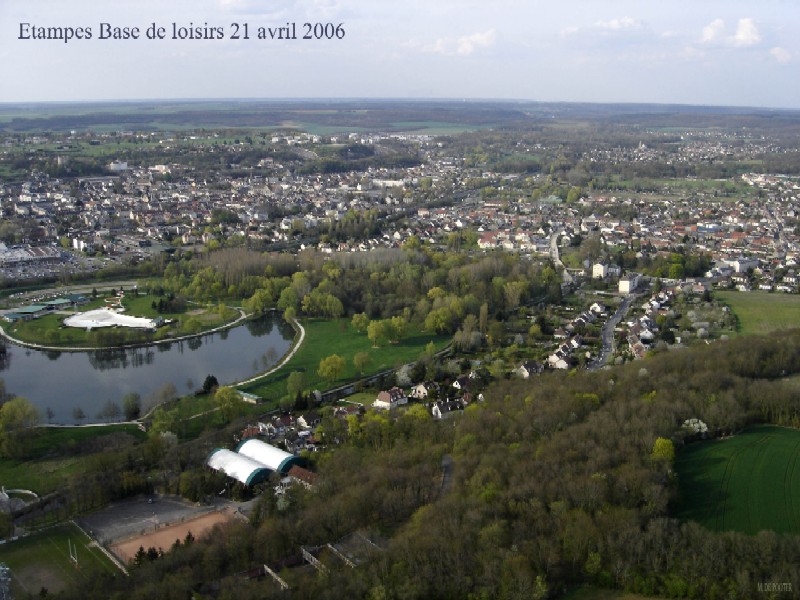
0, 97, 799, 113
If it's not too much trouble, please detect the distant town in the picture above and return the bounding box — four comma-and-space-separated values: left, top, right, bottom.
2, 122, 799, 293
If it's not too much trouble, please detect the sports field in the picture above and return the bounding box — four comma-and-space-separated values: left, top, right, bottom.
674, 425, 800, 534
0, 522, 120, 595
715, 291, 800, 336
110, 509, 234, 564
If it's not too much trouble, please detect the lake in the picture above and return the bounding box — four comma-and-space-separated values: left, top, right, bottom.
0, 316, 294, 424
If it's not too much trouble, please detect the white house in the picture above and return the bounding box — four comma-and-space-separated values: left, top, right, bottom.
619, 273, 641, 294
373, 387, 408, 410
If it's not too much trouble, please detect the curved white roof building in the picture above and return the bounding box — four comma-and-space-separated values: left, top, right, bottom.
235, 439, 300, 474
206, 448, 271, 486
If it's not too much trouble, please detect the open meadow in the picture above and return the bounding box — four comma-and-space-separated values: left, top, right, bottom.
674, 425, 800, 535
715, 291, 800, 336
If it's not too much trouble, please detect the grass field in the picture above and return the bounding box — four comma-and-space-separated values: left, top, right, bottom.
238, 318, 448, 402
714, 291, 800, 336
0, 522, 120, 596
673, 425, 800, 534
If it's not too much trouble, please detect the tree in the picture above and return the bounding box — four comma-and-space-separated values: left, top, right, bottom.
367, 320, 388, 347
0, 397, 40, 457
123, 392, 142, 420
388, 315, 408, 343
72, 406, 85, 424
651, 437, 675, 464
45, 406, 54, 423
97, 400, 121, 422
202, 374, 219, 394
286, 371, 305, 399
353, 351, 371, 375
352, 312, 369, 333
318, 354, 346, 384
215, 386, 241, 423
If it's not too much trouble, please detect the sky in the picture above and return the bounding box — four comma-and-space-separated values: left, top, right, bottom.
1, 0, 798, 108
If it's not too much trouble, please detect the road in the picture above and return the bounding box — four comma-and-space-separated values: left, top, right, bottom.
549, 229, 574, 285
589, 294, 634, 370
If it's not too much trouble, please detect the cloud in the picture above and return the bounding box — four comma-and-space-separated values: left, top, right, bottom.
456, 29, 496, 55
595, 17, 642, 31
770, 47, 791, 64
701, 18, 725, 43
560, 17, 642, 37
700, 17, 761, 48
420, 28, 497, 57
558, 25, 580, 38
731, 18, 760, 47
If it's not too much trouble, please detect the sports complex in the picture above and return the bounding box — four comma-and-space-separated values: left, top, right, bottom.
63, 308, 162, 331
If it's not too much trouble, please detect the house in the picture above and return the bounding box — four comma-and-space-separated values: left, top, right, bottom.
451, 376, 470, 391
547, 353, 571, 369
619, 273, 641, 294
297, 411, 321, 430
409, 383, 430, 400
334, 404, 363, 419
373, 387, 408, 410
589, 302, 608, 316
592, 263, 608, 279
513, 361, 544, 379
431, 399, 464, 420
286, 465, 318, 489
266, 414, 295, 437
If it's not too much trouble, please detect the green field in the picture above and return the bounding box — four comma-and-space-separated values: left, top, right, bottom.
238, 318, 448, 402
0, 522, 120, 595
715, 291, 800, 335
674, 425, 800, 534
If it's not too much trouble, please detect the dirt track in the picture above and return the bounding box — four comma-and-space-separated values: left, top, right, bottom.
110, 510, 234, 564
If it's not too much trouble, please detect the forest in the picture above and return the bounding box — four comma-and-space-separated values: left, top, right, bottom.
52, 329, 800, 599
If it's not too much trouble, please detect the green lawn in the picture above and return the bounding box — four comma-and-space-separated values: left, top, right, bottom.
238, 318, 448, 403
0, 522, 120, 596
715, 291, 800, 336
673, 425, 800, 534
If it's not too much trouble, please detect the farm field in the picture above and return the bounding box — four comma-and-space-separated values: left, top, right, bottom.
715, 291, 800, 336
0, 522, 120, 596
673, 425, 800, 534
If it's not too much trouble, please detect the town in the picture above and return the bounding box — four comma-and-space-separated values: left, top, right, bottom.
0, 101, 800, 599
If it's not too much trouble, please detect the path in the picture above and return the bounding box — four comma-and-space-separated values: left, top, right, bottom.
234, 318, 306, 387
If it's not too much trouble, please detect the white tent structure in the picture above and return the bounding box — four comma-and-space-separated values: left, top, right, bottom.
235, 439, 300, 474
64, 308, 160, 331
206, 448, 271, 486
